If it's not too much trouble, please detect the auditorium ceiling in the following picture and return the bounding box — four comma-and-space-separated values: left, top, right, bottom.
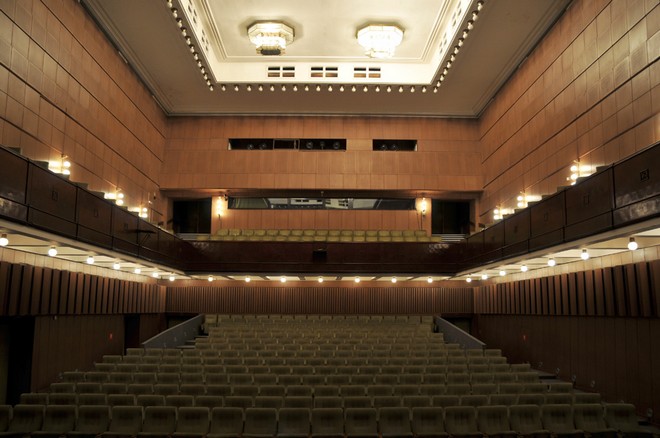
81, 0, 571, 117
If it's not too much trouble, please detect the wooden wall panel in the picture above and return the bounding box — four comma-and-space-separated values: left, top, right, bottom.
476, 314, 660, 424
31, 315, 124, 392
165, 285, 473, 315
0, 261, 163, 316
479, 0, 657, 225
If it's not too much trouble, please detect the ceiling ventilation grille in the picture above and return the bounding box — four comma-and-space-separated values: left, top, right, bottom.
267, 66, 295, 78
310, 66, 338, 78
353, 67, 381, 78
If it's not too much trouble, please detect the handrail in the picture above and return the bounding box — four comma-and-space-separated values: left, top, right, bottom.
142, 314, 204, 349
434, 315, 486, 350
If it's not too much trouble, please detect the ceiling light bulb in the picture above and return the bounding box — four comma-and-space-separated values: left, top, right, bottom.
270, 85, 275, 92
208, 85, 213, 91
305, 85, 310, 91
134, 267, 141, 274
570, 165, 578, 172
339, 85, 344, 92
246, 85, 252, 91
627, 237, 638, 251
548, 258, 556, 267
422, 86, 427, 93
466, 277, 472, 283
581, 249, 590, 260
48, 247, 57, 257
386, 86, 392, 93
233, 85, 239, 91
391, 277, 397, 283
316, 85, 321, 92
152, 272, 159, 278
245, 277, 251, 283
0, 234, 7, 247
477, 1, 484, 11
398, 86, 403, 93
86, 255, 95, 265
467, 20, 474, 30
171, 8, 178, 18
318, 277, 324, 283
208, 276, 213, 282
375, 86, 380, 92
293, 85, 298, 91
220, 84, 226, 91
258, 85, 263, 91
410, 86, 415, 93
354, 277, 361, 283
481, 274, 488, 280
499, 270, 506, 276
169, 276, 175, 282
520, 265, 528, 272
113, 262, 121, 270
281, 85, 286, 91
280, 276, 287, 283
363, 86, 368, 92
351, 85, 356, 92
427, 277, 433, 283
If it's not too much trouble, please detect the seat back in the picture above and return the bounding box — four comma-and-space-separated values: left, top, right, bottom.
40, 404, 76, 433
8, 404, 44, 433
604, 403, 639, 431
510, 404, 544, 433
243, 407, 277, 437
573, 404, 608, 431
108, 405, 143, 434
311, 408, 344, 436
210, 407, 244, 436
344, 407, 378, 437
176, 407, 210, 434
444, 406, 479, 435
74, 405, 111, 434
378, 407, 412, 437
142, 406, 177, 434
277, 408, 310, 436
477, 405, 511, 435
0, 405, 11, 432
411, 407, 445, 436
541, 404, 576, 433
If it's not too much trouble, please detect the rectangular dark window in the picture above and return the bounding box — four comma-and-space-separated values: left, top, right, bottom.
172, 198, 211, 233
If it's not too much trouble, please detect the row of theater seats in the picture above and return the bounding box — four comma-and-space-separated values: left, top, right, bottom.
24, 392, 605, 410
204, 314, 434, 325
199, 229, 442, 242
0, 404, 653, 438
54, 371, 548, 387
94, 357, 510, 369
48, 381, 577, 398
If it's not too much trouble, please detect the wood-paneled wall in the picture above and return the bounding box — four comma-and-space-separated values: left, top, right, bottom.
479, 0, 659, 223
166, 285, 474, 315
163, 116, 481, 231
474, 260, 660, 317
0, 260, 166, 316
474, 315, 660, 425
473, 259, 660, 424
32, 314, 124, 391
0, 1, 167, 219
217, 208, 429, 235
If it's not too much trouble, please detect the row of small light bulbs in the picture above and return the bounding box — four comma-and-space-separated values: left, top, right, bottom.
204, 276, 437, 284
435, 0, 484, 89
463, 238, 640, 282
0, 236, 183, 282
212, 1, 483, 95
165, 0, 214, 91
219, 84, 438, 94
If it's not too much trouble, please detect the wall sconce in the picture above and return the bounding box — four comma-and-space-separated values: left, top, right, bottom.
419, 197, 428, 216
49, 154, 71, 175
217, 195, 227, 218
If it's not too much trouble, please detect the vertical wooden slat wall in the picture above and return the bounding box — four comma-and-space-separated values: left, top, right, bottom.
165, 285, 473, 315
473, 259, 660, 425
0, 260, 163, 315
473, 260, 660, 318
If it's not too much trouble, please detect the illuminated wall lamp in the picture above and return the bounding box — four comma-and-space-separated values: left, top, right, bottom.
0, 234, 8, 247
627, 237, 638, 251
580, 249, 590, 260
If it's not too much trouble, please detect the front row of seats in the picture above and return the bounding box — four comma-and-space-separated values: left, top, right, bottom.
0, 403, 654, 438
